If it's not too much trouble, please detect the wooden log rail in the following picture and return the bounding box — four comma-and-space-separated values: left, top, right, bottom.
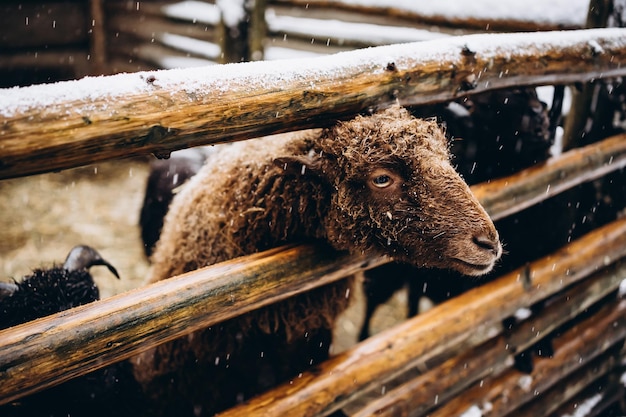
219, 216, 626, 417
0, 132, 625, 405
1, 28, 626, 179
428, 299, 626, 417
348, 260, 626, 416
0, 245, 387, 405
471, 133, 626, 221
271, 0, 586, 32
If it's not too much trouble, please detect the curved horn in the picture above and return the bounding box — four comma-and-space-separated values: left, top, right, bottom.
0, 281, 19, 298
63, 245, 120, 279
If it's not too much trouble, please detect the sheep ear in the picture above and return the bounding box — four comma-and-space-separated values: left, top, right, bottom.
274, 154, 323, 177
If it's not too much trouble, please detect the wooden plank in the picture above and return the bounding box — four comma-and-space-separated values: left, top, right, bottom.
0, 2, 89, 49
217, 217, 626, 417
268, 4, 461, 33
428, 299, 626, 417
0, 50, 90, 72
346, 260, 626, 417
109, 40, 218, 68
1, 29, 625, 179
546, 370, 624, 417
107, 13, 217, 43
105, 0, 220, 25
0, 244, 385, 405
514, 369, 621, 417
266, 9, 449, 49
471, 133, 626, 221
89, 0, 107, 75
561, 0, 614, 151
271, 0, 584, 32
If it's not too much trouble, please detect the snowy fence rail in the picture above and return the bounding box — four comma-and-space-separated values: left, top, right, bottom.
101, 0, 587, 71
1, 25, 626, 416
271, 0, 589, 32
2, 28, 626, 180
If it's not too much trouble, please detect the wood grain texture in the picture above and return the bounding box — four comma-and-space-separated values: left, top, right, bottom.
1, 28, 626, 179
471, 133, 626, 221
218, 217, 626, 417
348, 260, 626, 417
429, 299, 626, 417
272, 0, 584, 32
0, 244, 385, 405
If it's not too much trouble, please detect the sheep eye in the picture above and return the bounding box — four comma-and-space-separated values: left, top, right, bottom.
372, 174, 393, 188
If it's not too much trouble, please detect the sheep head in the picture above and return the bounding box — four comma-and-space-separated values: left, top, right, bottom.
279, 106, 501, 276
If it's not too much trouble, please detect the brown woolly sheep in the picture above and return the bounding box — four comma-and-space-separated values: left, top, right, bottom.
131, 105, 502, 416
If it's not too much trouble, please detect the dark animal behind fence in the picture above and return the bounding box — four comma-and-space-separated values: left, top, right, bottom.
0, 245, 146, 417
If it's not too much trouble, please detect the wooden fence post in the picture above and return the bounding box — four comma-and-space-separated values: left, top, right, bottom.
562, 0, 615, 150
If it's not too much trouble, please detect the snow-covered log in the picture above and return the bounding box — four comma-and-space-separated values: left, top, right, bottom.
272, 0, 589, 32
1, 28, 626, 180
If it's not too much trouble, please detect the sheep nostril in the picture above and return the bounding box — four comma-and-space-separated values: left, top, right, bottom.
472, 234, 499, 255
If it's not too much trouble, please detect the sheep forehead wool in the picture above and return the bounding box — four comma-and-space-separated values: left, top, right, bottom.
320, 105, 450, 177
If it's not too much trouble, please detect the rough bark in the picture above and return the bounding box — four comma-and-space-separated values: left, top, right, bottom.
2, 29, 626, 179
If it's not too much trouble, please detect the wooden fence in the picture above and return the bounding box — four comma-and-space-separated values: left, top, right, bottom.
1, 2, 626, 416
0, 0, 592, 84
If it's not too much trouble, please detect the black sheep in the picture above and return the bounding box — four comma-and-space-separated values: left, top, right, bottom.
0, 245, 118, 328
140, 147, 210, 258
0, 245, 146, 417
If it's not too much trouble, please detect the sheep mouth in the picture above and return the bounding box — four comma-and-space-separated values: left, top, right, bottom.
450, 258, 495, 276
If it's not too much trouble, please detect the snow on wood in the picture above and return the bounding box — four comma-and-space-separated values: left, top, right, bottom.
619, 279, 626, 298
217, 0, 246, 28
1, 28, 626, 179
559, 394, 603, 417
265, 9, 450, 45
279, 0, 588, 29
161, 0, 220, 25
460, 405, 484, 417
159, 33, 221, 60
